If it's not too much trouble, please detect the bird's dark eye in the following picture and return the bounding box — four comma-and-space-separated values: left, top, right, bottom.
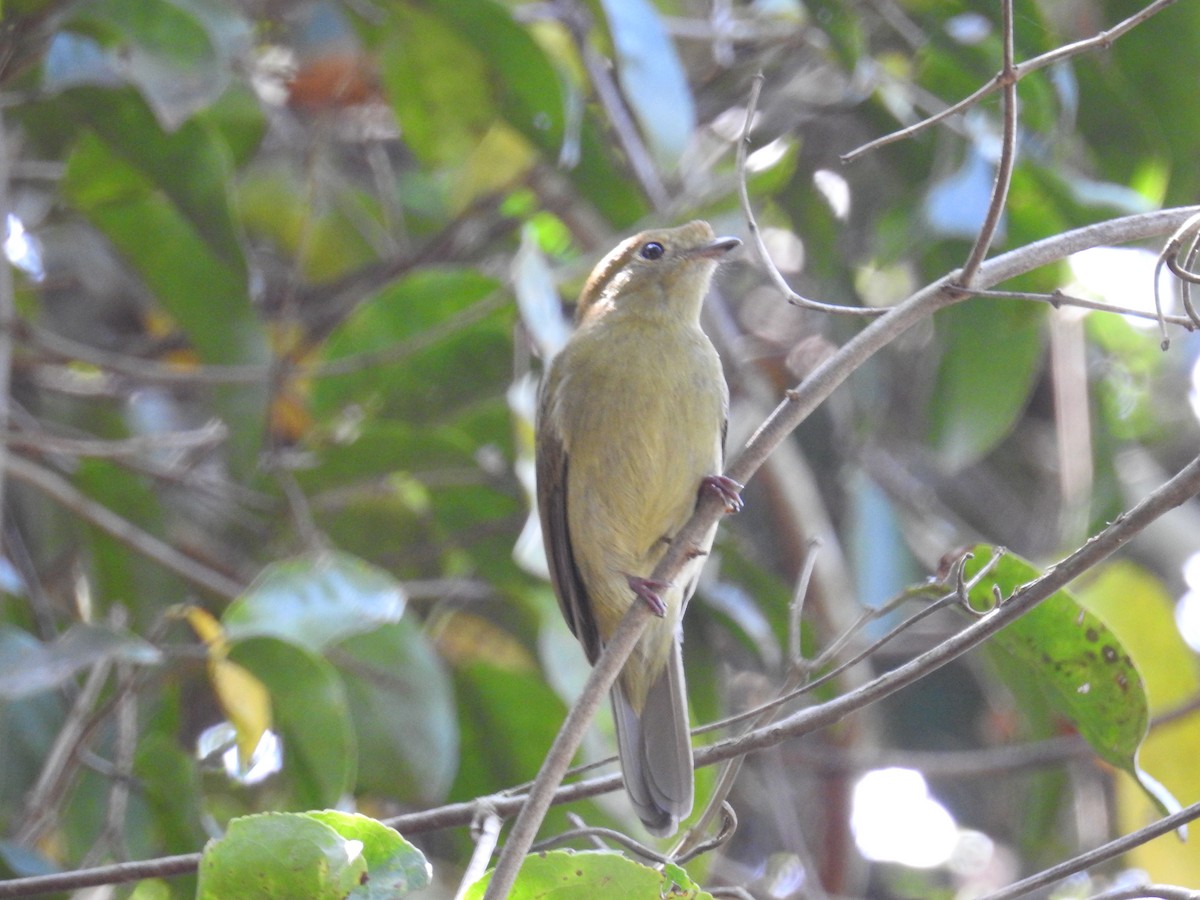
639, 241, 665, 260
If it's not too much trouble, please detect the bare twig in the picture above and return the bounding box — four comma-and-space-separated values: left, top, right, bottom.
957, 0, 1017, 286
80, 613, 137, 867
20, 288, 508, 388
312, 288, 510, 377
482, 597, 654, 899
1158, 210, 1200, 343
557, 0, 670, 210
0, 111, 15, 525
6, 455, 244, 598
23, 322, 267, 386
0, 854, 203, 898
981, 801, 1200, 899
787, 539, 821, 671
960, 287, 1199, 330
842, 0, 1182, 162
1087, 886, 1200, 900
454, 811, 503, 900
0, 421, 228, 460
14, 660, 112, 846
271, 463, 323, 553
532, 824, 672, 863
676, 803, 738, 865
699, 450, 1200, 760
737, 74, 884, 317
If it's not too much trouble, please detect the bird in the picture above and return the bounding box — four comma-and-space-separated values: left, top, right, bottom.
535, 220, 742, 836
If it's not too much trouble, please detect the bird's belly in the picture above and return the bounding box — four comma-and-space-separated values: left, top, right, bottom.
563, 356, 724, 652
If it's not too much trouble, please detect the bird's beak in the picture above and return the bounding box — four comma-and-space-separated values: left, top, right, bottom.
689, 236, 742, 259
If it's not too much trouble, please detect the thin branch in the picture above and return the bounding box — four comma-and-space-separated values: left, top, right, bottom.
1087, 886, 1200, 900
14, 660, 111, 847
6, 455, 244, 598
961, 287, 1199, 330
0, 111, 14, 524
22, 322, 267, 386
1159, 210, 1200, 343
19, 287, 508, 388
699, 450, 1200, 760
0, 854, 202, 898
0, 421, 228, 460
482, 597, 654, 899
454, 812, 503, 900
556, 0, 670, 210
311, 288, 510, 377
842, 0, 1182, 162
532, 824, 672, 863
957, 0, 1017, 286
787, 539, 821, 672
80, 613, 137, 867
981, 801, 1200, 900
737, 74, 884, 317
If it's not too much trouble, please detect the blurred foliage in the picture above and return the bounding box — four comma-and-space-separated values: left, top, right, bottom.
0, 0, 1198, 898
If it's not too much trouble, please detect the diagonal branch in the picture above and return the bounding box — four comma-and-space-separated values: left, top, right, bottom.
6, 455, 244, 598
842, 0, 1182, 163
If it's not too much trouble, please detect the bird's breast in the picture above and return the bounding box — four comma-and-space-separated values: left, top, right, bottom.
556, 323, 726, 568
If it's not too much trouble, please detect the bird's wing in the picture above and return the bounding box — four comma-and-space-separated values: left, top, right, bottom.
536, 410, 603, 664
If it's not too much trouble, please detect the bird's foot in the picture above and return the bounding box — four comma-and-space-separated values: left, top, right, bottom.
625, 574, 671, 617
702, 474, 744, 513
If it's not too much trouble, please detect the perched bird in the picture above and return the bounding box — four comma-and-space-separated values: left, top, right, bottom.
536, 220, 742, 836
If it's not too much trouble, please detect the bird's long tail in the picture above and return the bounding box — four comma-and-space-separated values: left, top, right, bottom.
611, 638, 694, 837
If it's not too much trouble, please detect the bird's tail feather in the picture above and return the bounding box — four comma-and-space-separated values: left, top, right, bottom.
611, 639, 693, 837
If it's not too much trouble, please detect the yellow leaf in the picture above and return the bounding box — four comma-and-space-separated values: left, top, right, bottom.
1077, 562, 1200, 882
209, 656, 273, 768
182, 605, 273, 767
449, 123, 535, 215
183, 605, 227, 655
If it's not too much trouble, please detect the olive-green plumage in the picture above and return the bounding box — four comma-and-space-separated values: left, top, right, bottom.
536, 221, 739, 836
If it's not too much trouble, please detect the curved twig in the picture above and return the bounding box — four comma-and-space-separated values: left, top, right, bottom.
841, 0, 1183, 163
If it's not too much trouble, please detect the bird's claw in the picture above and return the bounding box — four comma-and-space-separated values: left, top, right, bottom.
625, 574, 671, 617
702, 474, 744, 514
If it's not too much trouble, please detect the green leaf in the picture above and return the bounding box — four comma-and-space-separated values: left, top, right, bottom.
223, 552, 406, 652
421, 0, 565, 157
452, 661, 568, 804
47, 0, 253, 131
134, 732, 207, 855
197, 812, 365, 900
196, 83, 268, 168
374, 5, 493, 166
598, 0, 695, 170
59, 85, 249, 269
299, 420, 480, 493
62, 128, 266, 366
0, 623, 161, 699
227, 638, 355, 810
962, 546, 1179, 818
305, 810, 432, 897
73, 456, 174, 611
927, 299, 1045, 470
235, 161, 379, 284
312, 268, 509, 425
0, 673, 65, 834
463, 849, 713, 899
335, 620, 459, 804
